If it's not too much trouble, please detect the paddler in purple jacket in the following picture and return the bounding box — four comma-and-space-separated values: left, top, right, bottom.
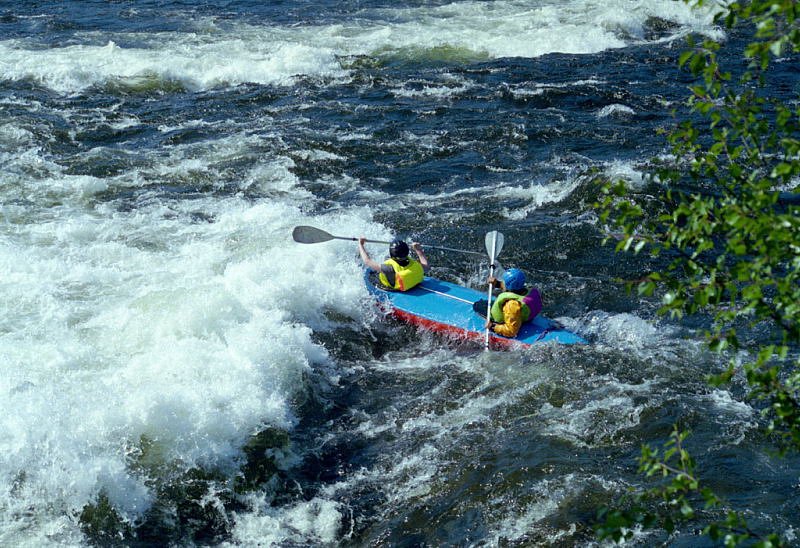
485, 268, 542, 338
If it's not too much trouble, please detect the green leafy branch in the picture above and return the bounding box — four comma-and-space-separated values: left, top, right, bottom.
595, 427, 785, 548
594, 0, 800, 545
596, 428, 785, 547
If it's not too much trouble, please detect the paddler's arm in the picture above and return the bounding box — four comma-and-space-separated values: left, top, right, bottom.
490, 300, 523, 338
358, 237, 383, 272
411, 242, 429, 272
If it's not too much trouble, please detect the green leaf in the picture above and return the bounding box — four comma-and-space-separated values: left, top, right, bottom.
772, 162, 793, 177
638, 281, 656, 297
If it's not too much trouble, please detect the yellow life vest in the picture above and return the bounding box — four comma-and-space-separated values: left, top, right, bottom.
490, 291, 531, 323
379, 258, 424, 291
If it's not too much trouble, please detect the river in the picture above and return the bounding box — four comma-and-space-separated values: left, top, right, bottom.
1, 1, 797, 545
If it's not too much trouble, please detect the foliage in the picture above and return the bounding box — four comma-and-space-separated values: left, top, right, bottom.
595, 0, 800, 544
596, 427, 784, 546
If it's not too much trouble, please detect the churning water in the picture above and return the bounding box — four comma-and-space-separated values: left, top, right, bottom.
0, 1, 797, 545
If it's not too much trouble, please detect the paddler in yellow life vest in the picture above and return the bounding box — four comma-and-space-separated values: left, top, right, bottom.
358, 237, 429, 291
484, 268, 543, 338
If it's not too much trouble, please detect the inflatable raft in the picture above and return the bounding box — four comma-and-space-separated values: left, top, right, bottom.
364, 271, 587, 349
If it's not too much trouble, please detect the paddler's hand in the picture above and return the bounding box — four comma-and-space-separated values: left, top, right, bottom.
411, 242, 422, 252
358, 237, 370, 260
487, 276, 498, 286
485, 320, 495, 330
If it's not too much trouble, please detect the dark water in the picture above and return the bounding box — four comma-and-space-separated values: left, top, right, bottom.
1, 1, 798, 546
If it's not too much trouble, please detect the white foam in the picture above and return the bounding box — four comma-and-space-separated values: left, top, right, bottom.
356, 172, 582, 222
706, 389, 754, 418
776, 175, 800, 193
45, 174, 110, 198
0, 0, 724, 94
491, 474, 589, 543
157, 119, 214, 134
597, 103, 636, 118
294, 149, 347, 162
0, 127, 382, 542
510, 78, 608, 99
391, 76, 473, 99
499, 177, 584, 220
580, 311, 660, 350
226, 496, 342, 547
0, 38, 345, 94
604, 159, 647, 190
0, 122, 35, 145
538, 385, 646, 447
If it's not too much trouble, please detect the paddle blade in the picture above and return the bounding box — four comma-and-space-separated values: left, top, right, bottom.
484, 231, 505, 259
292, 225, 334, 244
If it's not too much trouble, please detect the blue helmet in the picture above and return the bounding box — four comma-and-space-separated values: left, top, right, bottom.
502, 268, 526, 291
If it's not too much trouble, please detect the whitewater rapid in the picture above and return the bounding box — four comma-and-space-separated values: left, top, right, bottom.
0, 0, 749, 545
0, 0, 721, 94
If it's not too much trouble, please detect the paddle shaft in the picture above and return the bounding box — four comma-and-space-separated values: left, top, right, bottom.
484, 234, 499, 350
330, 235, 392, 245
293, 226, 485, 256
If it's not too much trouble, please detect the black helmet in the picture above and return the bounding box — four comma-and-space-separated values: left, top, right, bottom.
389, 239, 409, 259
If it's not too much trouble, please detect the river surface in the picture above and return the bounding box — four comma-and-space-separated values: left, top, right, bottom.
1, 1, 798, 546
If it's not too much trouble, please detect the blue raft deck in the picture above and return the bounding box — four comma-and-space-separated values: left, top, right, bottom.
364, 271, 587, 349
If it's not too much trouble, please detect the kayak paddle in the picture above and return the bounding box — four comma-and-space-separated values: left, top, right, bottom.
292, 225, 486, 256
483, 230, 504, 350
